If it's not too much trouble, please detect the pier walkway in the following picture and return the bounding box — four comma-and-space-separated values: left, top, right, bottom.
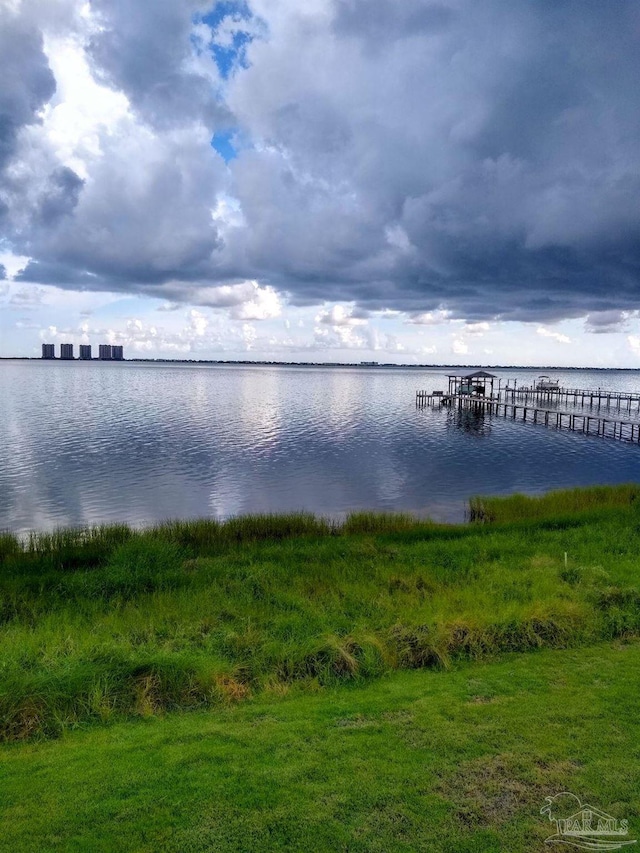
504, 386, 640, 412
415, 391, 640, 443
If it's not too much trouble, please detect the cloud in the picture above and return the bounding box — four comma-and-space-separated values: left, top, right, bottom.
0, 5, 56, 172
9, 286, 46, 307
87, 0, 230, 129
14, 121, 227, 291
2, 0, 640, 329
584, 310, 631, 334
313, 324, 366, 349
312, 303, 373, 348
230, 282, 281, 320
3, 5, 229, 302
333, 0, 456, 47
38, 310, 219, 354
240, 322, 257, 349
313, 303, 369, 348
316, 304, 367, 327
158, 280, 282, 319
536, 326, 571, 345
187, 308, 208, 336
35, 165, 84, 225
628, 336, 640, 357
406, 310, 451, 326
465, 322, 490, 336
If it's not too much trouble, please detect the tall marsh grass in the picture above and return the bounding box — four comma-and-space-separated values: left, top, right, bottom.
1, 512, 430, 578
469, 483, 640, 524
1, 488, 640, 740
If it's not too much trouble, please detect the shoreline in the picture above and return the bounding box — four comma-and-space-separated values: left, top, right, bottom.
1, 483, 639, 742
3, 356, 640, 370
3, 483, 637, 541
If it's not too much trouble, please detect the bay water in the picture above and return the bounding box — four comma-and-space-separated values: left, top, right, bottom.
2, 360, 640, 534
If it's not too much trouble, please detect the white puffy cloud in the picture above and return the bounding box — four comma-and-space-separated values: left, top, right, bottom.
536, 327, 572, 345
465, 322, 490, 336
627, 336, 640, 357
406, 310, 451, 326
187, 308, 208, 336
315, 304, 367, 327
231, 282, 281, 320
313, 303, 370, 349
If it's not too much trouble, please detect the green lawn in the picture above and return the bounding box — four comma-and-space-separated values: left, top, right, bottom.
1, 640, 639, 852
2, 486, 640, 850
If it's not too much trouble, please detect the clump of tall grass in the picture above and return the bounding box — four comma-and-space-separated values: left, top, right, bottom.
155, 513, 335, 554
60, 536, 189, 600
0, 601, 609, 741
342, 512, 421, 535
0, 533, 20, 562
3, 524, 133, 575
1, 512, 429, 577
388, 610, 588, 672
0, 654, 249, 740
2, 488, 640, 740
469, 483, 640, 524
273, 633, 389, 685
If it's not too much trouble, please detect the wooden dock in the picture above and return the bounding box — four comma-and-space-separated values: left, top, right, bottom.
504, 386, 640, 412
416, 391, 640, 443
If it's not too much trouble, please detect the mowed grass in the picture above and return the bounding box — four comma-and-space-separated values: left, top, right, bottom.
1, 640, 639, 852
2, 487, 640, 740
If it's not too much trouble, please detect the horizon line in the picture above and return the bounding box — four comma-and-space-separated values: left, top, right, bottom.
1, 356, 639, 371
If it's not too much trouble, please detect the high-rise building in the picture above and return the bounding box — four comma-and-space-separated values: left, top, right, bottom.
42, 343, 55, 359
112, 345, 124, 361
99, 344, 112, 360
60, 343, 74, 359
79, 345, 92, 360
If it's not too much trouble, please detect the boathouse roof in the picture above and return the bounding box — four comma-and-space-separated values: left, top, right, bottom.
445, 370, 497, 379
463, 370, 497, 379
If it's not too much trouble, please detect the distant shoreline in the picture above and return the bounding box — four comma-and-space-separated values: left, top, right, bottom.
1, 357, 638, 371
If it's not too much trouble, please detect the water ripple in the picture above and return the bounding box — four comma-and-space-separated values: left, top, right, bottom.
2, 361, 640, 534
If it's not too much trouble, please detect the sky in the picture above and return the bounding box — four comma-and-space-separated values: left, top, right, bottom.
1, 0, 640, 366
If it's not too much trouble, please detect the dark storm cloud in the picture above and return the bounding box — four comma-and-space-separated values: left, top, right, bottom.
333, 0, 456, 45
11, 116, 227, 293
4, 0, 640, 323
36, 167, 84, 226
223, 0, 640, 321
88, 0, 231, 129
0, 6, 55, 170
585, 310, 632, 335
15, 261, 104, 287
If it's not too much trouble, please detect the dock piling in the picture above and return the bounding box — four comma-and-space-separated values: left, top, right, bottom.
416, 388, 640, 445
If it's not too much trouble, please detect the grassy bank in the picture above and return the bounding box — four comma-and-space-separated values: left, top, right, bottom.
1, 485, 640, 741
469, 482, 640, 523
2, 641, 639, 852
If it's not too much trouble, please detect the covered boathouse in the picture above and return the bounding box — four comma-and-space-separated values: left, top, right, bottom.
447, 370, 498, 399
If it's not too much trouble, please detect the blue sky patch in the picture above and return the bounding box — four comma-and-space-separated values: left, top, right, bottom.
202, 0, 252, 31
211, 129, 238, 162
211, 30, 253, 79
198, 1, 261, 80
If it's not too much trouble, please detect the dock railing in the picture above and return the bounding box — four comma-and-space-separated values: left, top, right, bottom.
416, 389, 640, 444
